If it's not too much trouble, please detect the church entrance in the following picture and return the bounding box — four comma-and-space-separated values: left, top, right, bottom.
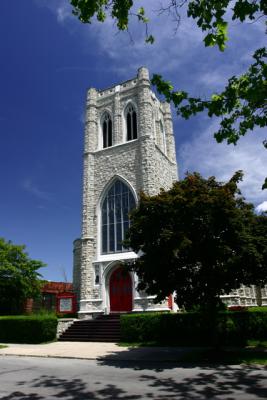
109, 267, 132, 312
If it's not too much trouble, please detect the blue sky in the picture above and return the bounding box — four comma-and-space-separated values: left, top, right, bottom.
0, 0, 266, 282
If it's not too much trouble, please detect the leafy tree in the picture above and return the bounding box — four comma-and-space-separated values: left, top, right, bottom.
124, 172, 267, 311
70, 0, 267, 188
250, 213, 267, 305
0, 238, 45, 315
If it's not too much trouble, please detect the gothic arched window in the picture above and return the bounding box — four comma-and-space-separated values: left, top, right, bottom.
102, 113, 113, 148
101, 179, 136, 254
126, 104, 137, 141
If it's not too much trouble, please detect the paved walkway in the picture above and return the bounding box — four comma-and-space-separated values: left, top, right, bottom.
0, 342, 203, 361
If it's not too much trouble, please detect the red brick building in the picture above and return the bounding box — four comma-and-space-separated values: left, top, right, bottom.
24, 281, 73, 313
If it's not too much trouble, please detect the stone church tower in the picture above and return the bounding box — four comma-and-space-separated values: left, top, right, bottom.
73, 67, 178, 318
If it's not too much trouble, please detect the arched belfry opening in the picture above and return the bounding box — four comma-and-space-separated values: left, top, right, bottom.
125, 103, 137, 141
102, 112, 113, 148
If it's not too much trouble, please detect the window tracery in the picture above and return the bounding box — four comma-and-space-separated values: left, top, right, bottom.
101, 180, 136, 254
125, 104, 137, 141
102, 113, 112, 148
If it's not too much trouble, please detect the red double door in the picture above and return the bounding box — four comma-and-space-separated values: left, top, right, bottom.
109, 267, 132, 312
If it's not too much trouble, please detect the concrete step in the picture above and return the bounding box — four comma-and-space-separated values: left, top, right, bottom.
59, 317, 122, 342
58, 337, 119, 342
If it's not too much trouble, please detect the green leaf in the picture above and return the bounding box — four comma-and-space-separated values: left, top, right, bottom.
211, 94, 222, 101
204, 33, 217, 47
262, 178, 267, 190
97, 9, 106, 22
145, 35, 155, 44
138, 7, 145, 16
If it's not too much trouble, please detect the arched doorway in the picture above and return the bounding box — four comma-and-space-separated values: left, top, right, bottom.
109, 267, 132, 312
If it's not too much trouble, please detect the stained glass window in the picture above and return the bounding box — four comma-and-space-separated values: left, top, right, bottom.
101, 180, 136, 254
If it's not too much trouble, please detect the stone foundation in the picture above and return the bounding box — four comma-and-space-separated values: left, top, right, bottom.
57, 319, 76, 338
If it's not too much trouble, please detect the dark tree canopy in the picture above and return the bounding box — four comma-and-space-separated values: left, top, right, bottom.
124, 173, 267, 311
0, 238, 45, 314
70, 0, 267, 188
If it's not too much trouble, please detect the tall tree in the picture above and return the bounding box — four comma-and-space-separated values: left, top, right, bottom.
0, 238, 45, 314
70, 0, 267, 188
250, 213, 267, 305
124, 172, 267, 311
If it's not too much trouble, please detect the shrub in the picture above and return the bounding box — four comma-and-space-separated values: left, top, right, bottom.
120, 310, 267, 346
120, 313, 161, 343
121, 312, 213, 345
0, 315, 58, 343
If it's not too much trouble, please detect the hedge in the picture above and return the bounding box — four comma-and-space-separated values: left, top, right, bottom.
0, 315, 58, 343
120, 310, 267, 346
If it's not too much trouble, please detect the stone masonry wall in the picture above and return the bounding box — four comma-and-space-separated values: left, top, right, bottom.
73, 239, 82, 299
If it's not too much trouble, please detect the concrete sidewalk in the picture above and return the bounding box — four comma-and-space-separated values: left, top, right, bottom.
0, 342, 200, 362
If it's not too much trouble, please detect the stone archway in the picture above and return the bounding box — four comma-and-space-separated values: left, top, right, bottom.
109, 266, 132, 312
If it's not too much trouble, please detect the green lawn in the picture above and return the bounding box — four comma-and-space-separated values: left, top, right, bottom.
0, 345, 8, 349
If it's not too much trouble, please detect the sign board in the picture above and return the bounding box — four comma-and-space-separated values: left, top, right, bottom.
56, 292, 76, 314
59, 297, 72, 312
